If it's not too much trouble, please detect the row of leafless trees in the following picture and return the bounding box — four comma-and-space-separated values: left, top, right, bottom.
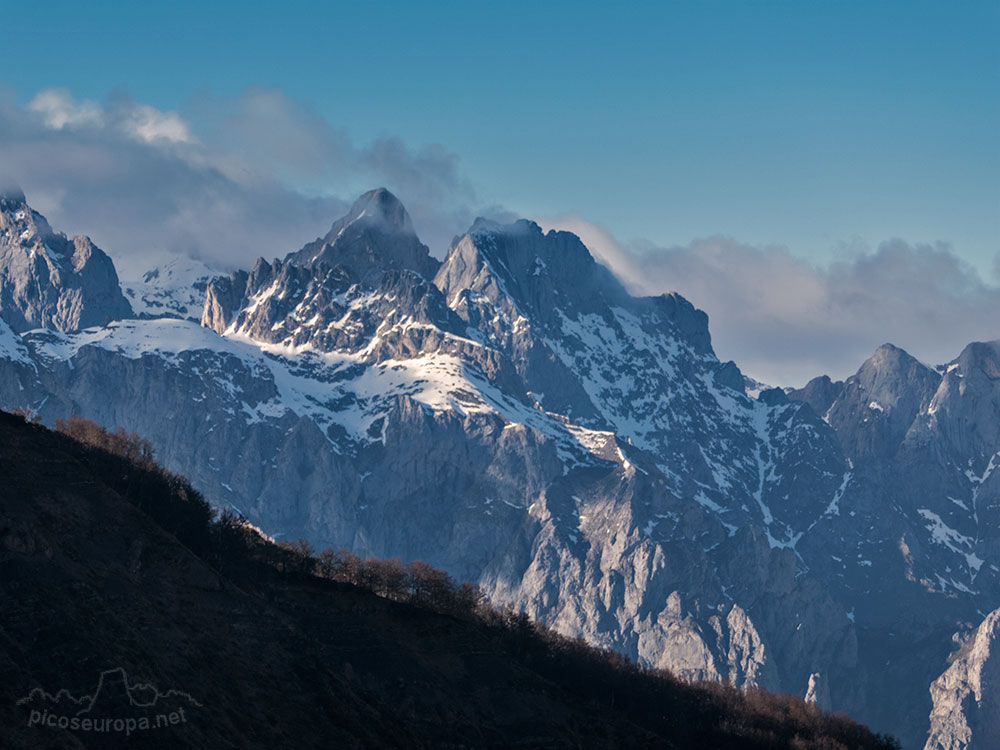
271, 540, 486, 618
37, 412, 899, 750
47, 415, 483, 619
50, 414, 215, 552
55, 415, 156, 469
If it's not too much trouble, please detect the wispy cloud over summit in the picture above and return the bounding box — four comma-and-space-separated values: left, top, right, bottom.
542, 215, 1000, 385
2, 84, 994, 384
0, 87, 480, 277
29, 88, 195, 144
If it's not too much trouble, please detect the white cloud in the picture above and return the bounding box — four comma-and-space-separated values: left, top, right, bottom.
1, 86, 484, 276
7, 85, 993, 386
117, 103, 194, 144
28, 88, 104, 130
28, 88, 194, 145
539, 214, 1000, 386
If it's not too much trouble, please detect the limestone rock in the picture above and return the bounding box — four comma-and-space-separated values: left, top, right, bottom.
0, 190, 131, 332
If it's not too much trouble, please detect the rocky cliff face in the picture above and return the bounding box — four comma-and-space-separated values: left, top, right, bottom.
286, 187, 438, 280
0, 189, 132, 332
813, 343, 941, 459
789, 339, 1000, 606
786, 338, 1000, 744
0, 410, 900, 750
0, 189, 996, 747
926, 608, 1000, 749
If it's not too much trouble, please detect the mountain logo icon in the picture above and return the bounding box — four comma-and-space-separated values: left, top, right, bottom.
18, 667, 201, 737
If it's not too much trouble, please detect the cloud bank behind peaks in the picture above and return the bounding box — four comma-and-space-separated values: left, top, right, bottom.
29, 88, 196, 144
4, 85, 995, 385
541, 214, 1000, 386
0, 87, 478, 279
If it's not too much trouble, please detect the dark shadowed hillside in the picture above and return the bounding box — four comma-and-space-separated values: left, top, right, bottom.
0, 411, 898, 749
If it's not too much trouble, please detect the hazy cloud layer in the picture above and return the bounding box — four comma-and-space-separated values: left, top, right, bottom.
541, 215, 1000, 386
2, 86, 994, 384
0, 87, 479, 278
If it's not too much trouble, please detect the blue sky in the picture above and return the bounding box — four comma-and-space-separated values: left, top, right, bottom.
5, 0, 997, 268
0, 1, 997, 382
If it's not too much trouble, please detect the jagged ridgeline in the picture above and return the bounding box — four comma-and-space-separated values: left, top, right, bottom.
0, 187, 998, 747
0, 189, 132, 332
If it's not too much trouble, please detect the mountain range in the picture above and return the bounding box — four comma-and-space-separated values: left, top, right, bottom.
1, 186, 998, 748
0, 409, 898, 749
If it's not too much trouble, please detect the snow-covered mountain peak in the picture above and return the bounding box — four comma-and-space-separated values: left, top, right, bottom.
285, 188, 437, 281
467, 216, 501, 234
790, 341, 941, 459
333, 187, 415, 236
446, 218, 716, 363
0, 191, 57, 250
0, 187, 35, 234
468, 218, 597, 276
7, 188, 1000, 747
122, 255, 224, 322
865, 342, 936, 377
0, 185, 27, 205
439, 217, 632, 329
920, 339, 1000, 462
952, 340, 1000, 379
0, 192, 132, 332
852, 342, 940, 411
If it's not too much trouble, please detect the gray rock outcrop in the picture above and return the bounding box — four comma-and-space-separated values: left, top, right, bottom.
926, 609, 1000, 749
0, 189, 132, 332
3, 188, 1000, 748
